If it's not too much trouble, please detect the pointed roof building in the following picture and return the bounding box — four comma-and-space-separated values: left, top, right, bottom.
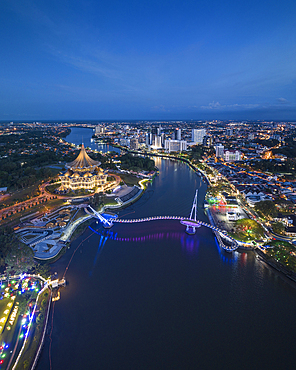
66, 144, 101, 172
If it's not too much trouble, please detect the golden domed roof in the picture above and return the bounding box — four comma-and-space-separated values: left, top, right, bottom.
64, 169, 73, 177
73, 172, 81, 178
66, 144, 101, 171
83, 172, 92, 178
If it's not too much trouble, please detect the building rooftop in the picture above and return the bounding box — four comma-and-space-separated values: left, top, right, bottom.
66, 144, 101, 171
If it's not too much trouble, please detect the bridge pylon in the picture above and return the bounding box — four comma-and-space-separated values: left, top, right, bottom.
88, 206, 113, 228
186, 189, 201, 235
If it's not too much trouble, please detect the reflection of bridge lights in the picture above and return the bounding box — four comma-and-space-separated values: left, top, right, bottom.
214, 237, 238, 264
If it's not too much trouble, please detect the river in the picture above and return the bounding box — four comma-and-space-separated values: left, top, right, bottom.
64, 127, 120, 153
38, 128, 296, 370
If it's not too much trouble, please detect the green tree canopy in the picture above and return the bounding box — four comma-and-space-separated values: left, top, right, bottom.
120, 153, 155, 172
235, 218, 265, 240
0, 226, 35, 275
272, 221, 285, 235
5, 243, 35, 276
254, 200, 277, 219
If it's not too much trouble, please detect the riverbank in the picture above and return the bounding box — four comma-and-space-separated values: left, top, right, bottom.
0, 275, 52, 370
255, 248, 296, 283
13, 287, 52, 370
40, 179, 151, 259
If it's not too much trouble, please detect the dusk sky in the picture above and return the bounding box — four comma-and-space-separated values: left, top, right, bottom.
1, 0, 296, 121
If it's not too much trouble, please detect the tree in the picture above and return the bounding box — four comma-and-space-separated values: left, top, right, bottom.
254, 200, 277, 219
235, 218, 265, 240
91, 193, 104, 209
31, 263, 51, 279
5, 242, 35, 276
272, 221, 285, 235
0, 226, 14, 271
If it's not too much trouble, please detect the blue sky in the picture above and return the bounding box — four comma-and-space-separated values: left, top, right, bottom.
1, 0, 296, 120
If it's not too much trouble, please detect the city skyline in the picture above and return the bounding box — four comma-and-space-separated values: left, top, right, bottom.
1, 0, 296, 120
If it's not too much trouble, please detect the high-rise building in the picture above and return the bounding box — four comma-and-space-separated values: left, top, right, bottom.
151, 127, 157, 135
164, 140, 187, 153
154, 136, 162, 148
95, 125, 105, 135
203, 136, 213, 147
192, 129, 206, 144
215, 145, 224, 158
225, 128, 233, 136
174, 128, 181, 141
130, 138, 139, 150
145, 132, 153, 146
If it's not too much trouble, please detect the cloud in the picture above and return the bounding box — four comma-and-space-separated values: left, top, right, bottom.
208, 101, 221, 109
277, 97, 289, 104
200, 102, 260, 110
151, 105, 169, 112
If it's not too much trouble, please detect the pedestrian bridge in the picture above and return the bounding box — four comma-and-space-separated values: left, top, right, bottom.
87, 190, 238, 252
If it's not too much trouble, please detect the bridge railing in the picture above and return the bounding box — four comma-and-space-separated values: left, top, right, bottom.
93, 211, 238, 251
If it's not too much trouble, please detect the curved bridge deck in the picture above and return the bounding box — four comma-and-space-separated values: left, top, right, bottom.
112, 216, 238, 251
88, 189, 238, 252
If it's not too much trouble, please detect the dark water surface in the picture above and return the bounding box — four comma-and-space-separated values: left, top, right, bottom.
37, 132, 296, 370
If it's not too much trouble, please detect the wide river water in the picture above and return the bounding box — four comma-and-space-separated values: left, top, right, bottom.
38, 128, 296, 370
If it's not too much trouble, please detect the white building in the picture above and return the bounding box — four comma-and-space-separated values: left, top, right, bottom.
95, 125, 104, 135
120, 138, 130, 147
192, 129, 206, 144
224, 150, 242, 162
164, 140, 187, 153
215, 145, 224, 158
154, 136, 162, 149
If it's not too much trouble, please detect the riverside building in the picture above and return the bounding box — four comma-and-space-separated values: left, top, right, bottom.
164, 140, 187, 153
59, 144, 108, 191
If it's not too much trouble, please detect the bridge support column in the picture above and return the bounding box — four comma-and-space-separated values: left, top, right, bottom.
184, 189, 199, 235
186, 225, 196, 235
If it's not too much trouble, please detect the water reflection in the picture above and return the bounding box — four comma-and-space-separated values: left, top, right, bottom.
88, 224, 241, 261
214, 236, 239, 264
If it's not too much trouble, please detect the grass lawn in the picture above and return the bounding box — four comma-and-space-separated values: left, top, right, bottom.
118, 173, 140, 186
45, 183, 61, 194
72, 208, 86, 222
70, 218, 93, 242
102, 195, 118, 206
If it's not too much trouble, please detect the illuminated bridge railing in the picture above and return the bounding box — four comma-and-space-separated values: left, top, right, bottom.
112, 216, 238, 251
113, 216, 184, 223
